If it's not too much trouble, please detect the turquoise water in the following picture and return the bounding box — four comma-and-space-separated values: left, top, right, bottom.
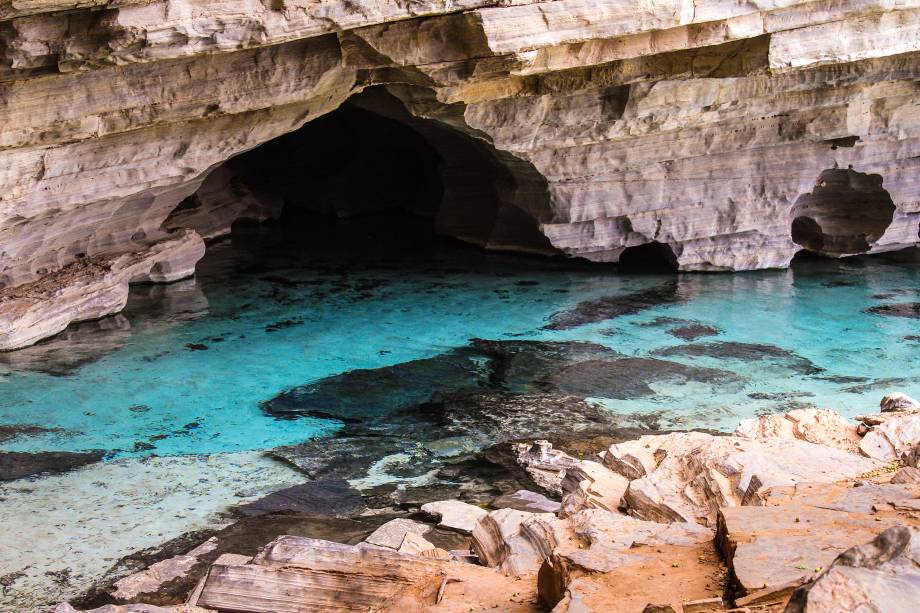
2, 226, 919, 459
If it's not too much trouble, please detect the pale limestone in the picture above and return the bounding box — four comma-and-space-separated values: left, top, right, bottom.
1, 0, 920, 349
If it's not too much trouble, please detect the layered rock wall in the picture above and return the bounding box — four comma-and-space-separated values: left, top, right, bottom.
1, 0, 920, 347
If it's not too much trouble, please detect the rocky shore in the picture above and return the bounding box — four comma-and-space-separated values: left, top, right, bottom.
52, 393, 920, 613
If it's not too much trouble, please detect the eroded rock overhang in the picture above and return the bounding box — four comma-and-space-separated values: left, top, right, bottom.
1, 0, 919, 349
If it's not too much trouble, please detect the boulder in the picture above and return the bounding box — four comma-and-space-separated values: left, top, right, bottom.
785, 525, 920, 613
879, 392, 920, 413
420, 500, 487, 534
621, 434, 883, 526
395, 531, 436, 556
470, 507, 557, 575
492, 489, 561, 514
734, 408, 861, 454
858, 414, 920, 462
364, 518, 432, 550
511, 440, 579, 495
559, 460, 629, 517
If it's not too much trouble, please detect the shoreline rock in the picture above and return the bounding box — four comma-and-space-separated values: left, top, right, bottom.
54, 393, 920, 613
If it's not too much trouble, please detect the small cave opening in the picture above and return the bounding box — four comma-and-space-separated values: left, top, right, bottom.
165, 86, 557, 258
618, 241, 678, 272
790, 168, 896, 257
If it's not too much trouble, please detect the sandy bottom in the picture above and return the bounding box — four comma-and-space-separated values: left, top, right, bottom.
0, 452, 303, 610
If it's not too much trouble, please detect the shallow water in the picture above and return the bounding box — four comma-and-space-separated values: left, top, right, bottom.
1, 224, 919, 608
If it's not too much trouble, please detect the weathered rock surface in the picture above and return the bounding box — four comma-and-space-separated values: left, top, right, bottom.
539, 508, 716, 611
735, 408, 861, 454
2, 0, 920, 348
109, 539, 218, 602
0, 230, 204, 351
718, 480, 920, 600
492, 490, 561, 514
195, 535, 540, 612
471, 507, 556, 575
858, 414, 920, 462
364, 519, 434, 550
880, 392, 920, 413
420, 500, 488, 534
785, 525, 920, 613
615, 433, 883, 525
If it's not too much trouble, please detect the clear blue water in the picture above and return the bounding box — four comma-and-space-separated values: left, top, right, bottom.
1, 226, 919, 459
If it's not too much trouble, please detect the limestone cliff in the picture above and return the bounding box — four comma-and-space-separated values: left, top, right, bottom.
1, 0, 919, 349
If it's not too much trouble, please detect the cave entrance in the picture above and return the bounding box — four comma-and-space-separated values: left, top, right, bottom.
166, 87, 557, 257
618, 241, 678, 272
790, 168, 895, 257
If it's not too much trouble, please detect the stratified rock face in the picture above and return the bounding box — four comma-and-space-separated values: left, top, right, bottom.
2, 1, 920, 347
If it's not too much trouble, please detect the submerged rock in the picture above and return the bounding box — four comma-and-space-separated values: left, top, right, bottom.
550, 357, 742, 399
667, 323, 722, 341
236, 480, 365, 518
544, 282, 688, 330
0, 423, 59, 443
653, 341, 824, 375
0, 450, 106, 481
865, 302, 920, 318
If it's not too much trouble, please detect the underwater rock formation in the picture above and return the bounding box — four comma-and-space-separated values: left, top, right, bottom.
2, 0, 920, 347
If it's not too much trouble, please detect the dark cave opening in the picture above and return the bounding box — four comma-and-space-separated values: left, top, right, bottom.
790, 168, 896, 257
166, 86, 557, 257
618, 241, 678, 272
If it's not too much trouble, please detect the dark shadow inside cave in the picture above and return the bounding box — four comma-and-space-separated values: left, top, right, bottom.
618, 241, 678, 272
166, 86, 557, 257
790, 168, 895, 257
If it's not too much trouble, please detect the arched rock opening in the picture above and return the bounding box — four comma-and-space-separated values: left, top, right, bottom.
618, 241, 678, 271
790, 168, 895, 257
164, 86, 557, 256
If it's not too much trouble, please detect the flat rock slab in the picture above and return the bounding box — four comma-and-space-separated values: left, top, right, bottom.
786, 525, 920, 613
237, 480, 365, 517
718, 481, 920, 597
197, 535, 540, 612
0, 450, 106, 481
364, 518, 432, 549
493, 489, 561, 513
420, 500, 488, 534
